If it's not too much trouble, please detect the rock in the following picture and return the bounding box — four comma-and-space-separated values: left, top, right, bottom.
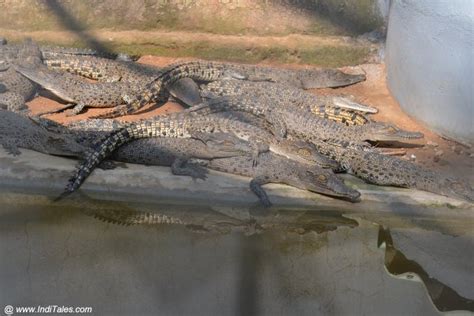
426, 140, 439, 148
409, 154, 416, 161
433, 150, 443, 162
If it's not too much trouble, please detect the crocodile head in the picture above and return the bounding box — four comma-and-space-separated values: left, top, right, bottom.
361, 122, 424, 142
292, 168, 361, 202
300, 69, 366, 89
271, 139, 340, 169
441, 178, 474, 202
204, 132, 253, 158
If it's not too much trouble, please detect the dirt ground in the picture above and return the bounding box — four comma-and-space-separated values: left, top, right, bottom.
26, 57, 473, 183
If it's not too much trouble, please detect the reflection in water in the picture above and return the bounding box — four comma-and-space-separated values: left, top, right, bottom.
380, 227, 474, 312
0, 192, 472, 314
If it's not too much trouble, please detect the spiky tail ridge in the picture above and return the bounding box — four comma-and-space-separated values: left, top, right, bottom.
58, 128, 133, 199
93, 61, 241, 119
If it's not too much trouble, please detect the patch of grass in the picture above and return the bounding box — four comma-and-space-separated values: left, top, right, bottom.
299, 46, 370, 67
111, 41, 370, 67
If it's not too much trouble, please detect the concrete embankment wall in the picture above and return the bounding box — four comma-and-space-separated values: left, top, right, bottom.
385, 0, 474, 144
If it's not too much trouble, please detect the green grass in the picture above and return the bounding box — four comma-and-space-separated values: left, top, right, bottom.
109, 42, 369, 67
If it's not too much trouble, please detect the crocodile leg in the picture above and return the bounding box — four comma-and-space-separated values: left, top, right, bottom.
249, 175, 274, 207
170, 157, 208, 180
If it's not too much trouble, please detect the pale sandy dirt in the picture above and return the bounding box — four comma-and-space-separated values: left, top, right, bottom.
26, 57, 473, 182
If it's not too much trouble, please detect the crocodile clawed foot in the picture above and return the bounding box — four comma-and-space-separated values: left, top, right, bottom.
189, 166, 208, 180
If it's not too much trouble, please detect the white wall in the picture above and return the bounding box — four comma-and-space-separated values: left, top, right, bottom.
386, 0, 474, 144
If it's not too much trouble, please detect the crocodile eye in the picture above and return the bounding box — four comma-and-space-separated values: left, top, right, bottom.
317, 175, 327, 183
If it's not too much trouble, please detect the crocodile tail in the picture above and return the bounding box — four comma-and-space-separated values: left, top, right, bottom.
58, 127, 133, 197
311, 105, 370, 126
92, 61, 245, 118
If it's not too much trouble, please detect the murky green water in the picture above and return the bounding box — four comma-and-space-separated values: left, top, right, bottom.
0, 191, 472, 315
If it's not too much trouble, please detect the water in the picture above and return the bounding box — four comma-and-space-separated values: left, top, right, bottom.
0, 191, 472, 315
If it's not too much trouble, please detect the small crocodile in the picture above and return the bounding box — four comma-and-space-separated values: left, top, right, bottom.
189, 96, 424, 147
43, 59, 366, 118
0, 109, 85, 156
305, 138, 474, 202
222, 62, 366, 89
65, 120, 357, 206
0, 39, 43, 112
15, 63, 140, 115
192, 151, 360, 206
15, 61, 211, 116
42, 55, 203, 107
58, 110, 341, 198
92, 61, 248, 118
44, 54, 365, 89
201, 79, 375, 125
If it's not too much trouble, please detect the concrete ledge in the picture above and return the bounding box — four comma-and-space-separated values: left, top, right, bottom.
1, 148, 472, 218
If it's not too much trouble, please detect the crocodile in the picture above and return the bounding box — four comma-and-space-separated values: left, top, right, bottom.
41, 58, 368, 118
91, 61, 249, 118
189, 95, 424, 147
0, 108, 85, 156
66, 138, 358, 206
15, 61, 210, 116
0, 109, 356, 206
43, 54, 365, 89
191, 151, 360, 206
42, 54, 203, 106
0, 39, 43, 112
304, 138, 474, 202
222, 62, 366, 89
57, 110, 342, 198
201, 79, 375, 125
15, 63, 142, 115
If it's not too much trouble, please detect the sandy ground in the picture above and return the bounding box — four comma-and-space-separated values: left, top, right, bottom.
26, 57, 473, 182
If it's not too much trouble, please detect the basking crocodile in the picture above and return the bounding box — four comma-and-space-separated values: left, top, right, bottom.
0, 109, 85, 156
15, 63, 142, 115
189, 95, 424, 147
41, 58, 367, 118
222, 62, 366, 89
43, 55, 204, 106
15, 61, 218, 116
57, 110, 347, 198
91, 61, 250, 118
0, 39, 43, 112
305, 138, 474, 202
43, 55, 365, 89
201, 79, 375, 125
66, 119, 358, 206
191, 151, 360, 206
